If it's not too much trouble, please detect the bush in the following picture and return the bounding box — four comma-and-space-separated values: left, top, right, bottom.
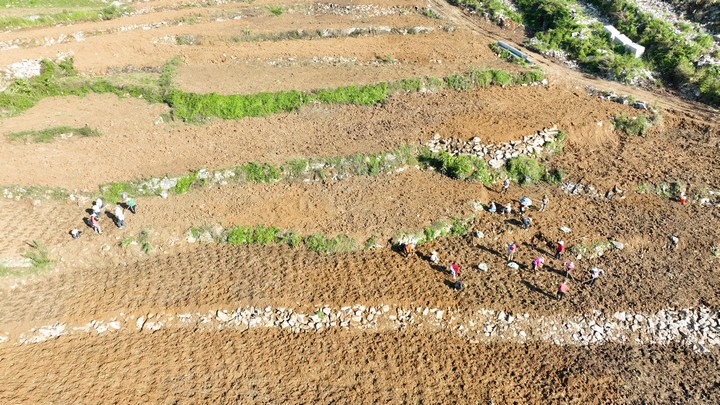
490, 69, 513, 87
612, 114, 652, 136
444, 74, 472, 90
423, 220, 451, 242
470, 68, 493, 88
450, 217, 472, 235
505, 156, 545, 184
418, 150, 492, 184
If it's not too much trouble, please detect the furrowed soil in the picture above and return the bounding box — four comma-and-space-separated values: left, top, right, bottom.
1, 0, 719, 402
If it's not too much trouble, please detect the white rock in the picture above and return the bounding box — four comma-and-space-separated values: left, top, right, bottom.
216, 310, 232, 323
436, 310, 444, 320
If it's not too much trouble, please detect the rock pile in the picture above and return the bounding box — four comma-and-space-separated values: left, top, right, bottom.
585, 86, 655, 111
424, 126, 560, 169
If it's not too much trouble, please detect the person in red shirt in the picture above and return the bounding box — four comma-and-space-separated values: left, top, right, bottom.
557, 280, 569, 300
678, 191, 687, 205
555, 241, 565, 259
449, 262, 460, 280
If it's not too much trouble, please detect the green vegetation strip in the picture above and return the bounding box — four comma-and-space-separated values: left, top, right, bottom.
0, 57, 544, 122
8, 125, 100, 143
188, 215, 476, 254
0, 3, 130, 30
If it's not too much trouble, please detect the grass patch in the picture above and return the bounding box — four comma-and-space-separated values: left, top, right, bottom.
227, 225, 280, 245
0, 3, 131, 30
570, 239, 614, 259
421, 7, 442, 19
223, 224, 356, 253
238, 162, 281, 183
21, 240, 54, 271
303, 233, 356, 254
8, 125, 99, 143
120, 230, 153, 254
173, 171, 206, 194
267, 5, 284, 16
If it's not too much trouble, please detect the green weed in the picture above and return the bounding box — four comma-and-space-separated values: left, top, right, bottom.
239, 162, 281, 183
8, 125, 100, 143
304, 233, 356, 254
22, 240, 54, 271
173, 171, 201, 194
267, 5, 284, 16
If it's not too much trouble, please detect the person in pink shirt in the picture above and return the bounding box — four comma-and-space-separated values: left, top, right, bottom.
90, 214, 102, 234
531, 256, 545, 272
555, 241, 565, 259
557, 280, 569, 300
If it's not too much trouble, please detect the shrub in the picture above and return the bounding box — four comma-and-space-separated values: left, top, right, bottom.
490, 69, 513, 87
444, 74, 472, 90
470, 68, 493, 88
450, 217, 472, 235
543, 167, 565, 184
612, 114, 652, 136
419, 150, 492, 184
226, 225, 280, 245
423, 220, 451, 242
311, 83, 389, 105
505, 156, 545, 184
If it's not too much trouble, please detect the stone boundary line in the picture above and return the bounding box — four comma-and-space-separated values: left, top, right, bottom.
3, 305, 718, 353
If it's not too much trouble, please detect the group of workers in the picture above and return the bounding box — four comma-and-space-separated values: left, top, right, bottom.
405, 178, 608, 300
71, 193, 137, 238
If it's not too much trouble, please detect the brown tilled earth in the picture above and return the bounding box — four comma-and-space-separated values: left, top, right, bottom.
0, 0, 719, 402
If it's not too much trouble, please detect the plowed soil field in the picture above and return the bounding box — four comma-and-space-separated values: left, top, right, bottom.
0, 0, 719, 402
